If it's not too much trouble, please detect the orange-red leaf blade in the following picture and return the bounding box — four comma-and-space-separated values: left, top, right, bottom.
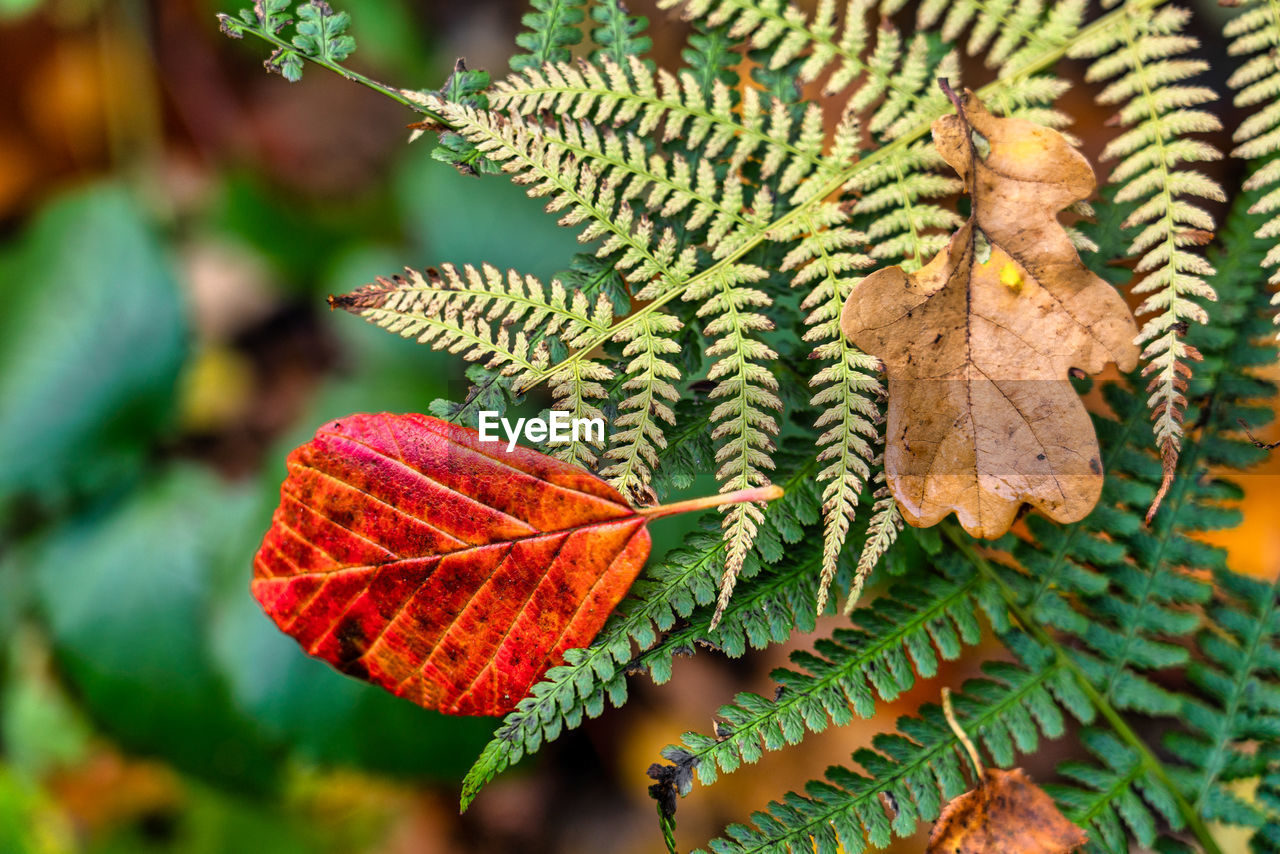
252, 413, 652, 716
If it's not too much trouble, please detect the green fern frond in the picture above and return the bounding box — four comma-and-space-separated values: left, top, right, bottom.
511, 0, 586, 72
589, 0, 653, 71
1222, 0, 1280, 340
845, 141, 961, 271
432, 100, 691, 285
682, 22, 742, 103
489, 58, 827, 182
1168, 569, 1280, 836
694, 637, 1086, 853
291, 1, 355, 63
599, 312, 684, 498
1070, 3, 1225, 517
664, 560, 989, 791
1254, 745, 1280, 852
331, 263, 611, 381
660, 0, 944, 111
924, 0, 1085, 82
220, 0, 360, 83
458, 527, 731, 811
460, 464, 823, 809
1048, 728, 1186, 852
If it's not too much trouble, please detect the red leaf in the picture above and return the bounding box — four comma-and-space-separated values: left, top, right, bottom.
252, 413, 779, 716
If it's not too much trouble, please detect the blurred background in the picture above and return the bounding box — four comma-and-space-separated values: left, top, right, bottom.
0, 1, 1275, 853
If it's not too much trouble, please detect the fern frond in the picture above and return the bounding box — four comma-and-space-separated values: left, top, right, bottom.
589, 0, 653, 71
682, 22, 742, 103
331, 262, 612, 389
459, 528, 728, 811
1223, 0, 1280, 340
504, 0, 1138, 397
681, 262, 783, 624
694, 637, 1090, 853
599, 312, 683, 499
666, 559, 988, 790
986, 175, 1279, 852
1048, 728, 1186, 852
845, 140, 962, 271
489, 58, 827, 183
1254, 745, 1280, 853
434, 100, 697, 291
660, 0, 947, 114
511, 0, 586, 72
1169, 570, 1280, 834
1070, 3, 1225, 518
632, 508, 829, 681
845, 473, 902, 614
778, 205, 881, 613
925, 0, 1085, 82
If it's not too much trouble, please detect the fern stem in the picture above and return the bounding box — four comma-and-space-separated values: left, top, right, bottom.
940, 522, 1225, 854
220, 15, 448, 123
522, 0, 1170, 391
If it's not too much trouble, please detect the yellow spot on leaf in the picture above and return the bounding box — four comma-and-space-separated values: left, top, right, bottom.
1000, 262, 1024, 293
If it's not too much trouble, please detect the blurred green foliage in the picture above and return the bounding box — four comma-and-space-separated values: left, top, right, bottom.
0, 186, 186, 519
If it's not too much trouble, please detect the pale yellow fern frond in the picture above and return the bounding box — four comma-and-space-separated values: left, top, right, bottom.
1070, 3, 1224, 518
843, 473, 903, 614
600, 312, 684, 500
681, 262, 783, 625
776, 204, 881, 614
332, 263, 615, 467
489, 58, 826, 176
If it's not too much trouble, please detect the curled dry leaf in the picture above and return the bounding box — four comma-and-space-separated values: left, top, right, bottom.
927, 767, 1088, 854
252, 413, 780, 716
841, 88, 1139, 538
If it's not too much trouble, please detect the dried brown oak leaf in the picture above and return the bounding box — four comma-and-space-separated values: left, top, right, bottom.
840, 88, 1139, 538
927, 768, 1087, 854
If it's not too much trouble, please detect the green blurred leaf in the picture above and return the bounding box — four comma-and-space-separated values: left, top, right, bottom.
209, 174, 399, 293
2, 630, 92, 779
210, 583, 494, 778
0, 185, 186, 517
397, 148, 583, 281
0, 766, 73, 854
24, 467, 282, 791
0, 0, 43, 21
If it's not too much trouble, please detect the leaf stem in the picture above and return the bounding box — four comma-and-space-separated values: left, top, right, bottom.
940, 521, 1225, 854
941, 687, 985, 778
635, 485, 784, 519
